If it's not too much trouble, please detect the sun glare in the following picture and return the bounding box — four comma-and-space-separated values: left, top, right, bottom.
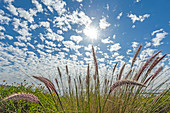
83, 26, 98, 40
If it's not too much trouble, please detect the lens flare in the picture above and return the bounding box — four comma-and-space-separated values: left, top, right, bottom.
83, 26, 98, 40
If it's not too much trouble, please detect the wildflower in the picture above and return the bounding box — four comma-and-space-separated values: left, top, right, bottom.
3, 80, 6, 82
17, 83, 20, 85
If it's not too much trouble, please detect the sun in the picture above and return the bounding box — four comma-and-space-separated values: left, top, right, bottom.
83, 26, 98, 40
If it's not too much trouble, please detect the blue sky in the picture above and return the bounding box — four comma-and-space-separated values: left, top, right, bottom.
0, 0, 169, 85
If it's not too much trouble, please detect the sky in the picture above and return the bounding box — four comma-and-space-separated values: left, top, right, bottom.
0, 0, 170, 87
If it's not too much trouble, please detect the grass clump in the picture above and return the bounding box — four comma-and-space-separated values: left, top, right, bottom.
0, 45, 169, 113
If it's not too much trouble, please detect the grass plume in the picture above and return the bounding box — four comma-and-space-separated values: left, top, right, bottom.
2, 92, 42, 105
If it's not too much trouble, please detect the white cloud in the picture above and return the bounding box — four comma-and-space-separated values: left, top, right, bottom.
37, 44, 44, 49
15, 36, 28, 42
114, 55, 124, 62
0, 10, 4, 15
117, 12, 123, 20
30, 24, 39, 30
44, 32, 64, 42
17, 8, 34, 23
56, 34, 64, 41
101, 37, 113, 44
57, 30, 63, 34
132, 25, 135, 28
45, 49, 53, 53
152, 29, 168, 46
6, 3, 18, 16
136, 0, 141, 2
67, 10, 92, 26
62, 48, 69, 52
12, 18, 28, 30
63, 41, 76, 50
106, 4, 109, 11
14, 42, 26, 47
27, 43, 35, 49
85, 52, 91, 57
17, 28, 32, 37
6, 35, 13, 40
151, 28, 163, 36
39, 33, 45, 42
127, 13, 150, 23
76, 0, 83, 2
110, 43, 121, 52
45, 40, 56, 47
39, 21, 50, 28
113, 34, 116, 39
70, 35, 83, 44
132, 42, 139, 48
98, 58, 105, 62
41, 0, 66, 15
32, 0, 43, 12
144, 42, 151, 48
70, 55, 78, 61
84, 44, 92, 51
37, 49, 46, 56
0, 13, 11, 25
99, 17, 110, 29
62, 41, 82, 54
112, 52, 119, 57
126, 49, 132, 55
4, 0, 14, 3
0, 26, 5, 31
53, 10, 92, 33
140, 48, 155, 60
104, 53, 109, 58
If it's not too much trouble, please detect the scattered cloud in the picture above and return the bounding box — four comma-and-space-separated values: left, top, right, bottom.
32, 0, 43, 12
84, 44, 92, 51
5, 35, 13, 40
151, 28, 163, 36
126, 49, 132, 55
76, 0, 83, 2
53, 10, 92, 32
62, 41, 81, 51
112, 34, 116, 39
144, 42, 151, 48
14, 42, 26, 47
17, 8, 35, 23
70, 35, 83, 44
110, 43, 121, 52
101, 37, 113, 44
0, 26, 5, 31
152, 29, 168, 46
4, 0, 14, 3
5, 3, 18, 16
117, 12, 123, 20
132, 42, 139, 48
140, 48, 155, 60
99, 17, 111, 29
41, 0, 66, 15
39, 21, 50, 28
0, 11, 11, 24
132, 25, 135, 28
127, 13, 150, 23
0, 0, 169, 87
106, 4, 109, 11
136, 0, 141, 3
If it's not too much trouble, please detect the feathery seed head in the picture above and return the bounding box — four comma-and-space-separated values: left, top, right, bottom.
2, 92, 41, 105
110, 79, 146, 93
